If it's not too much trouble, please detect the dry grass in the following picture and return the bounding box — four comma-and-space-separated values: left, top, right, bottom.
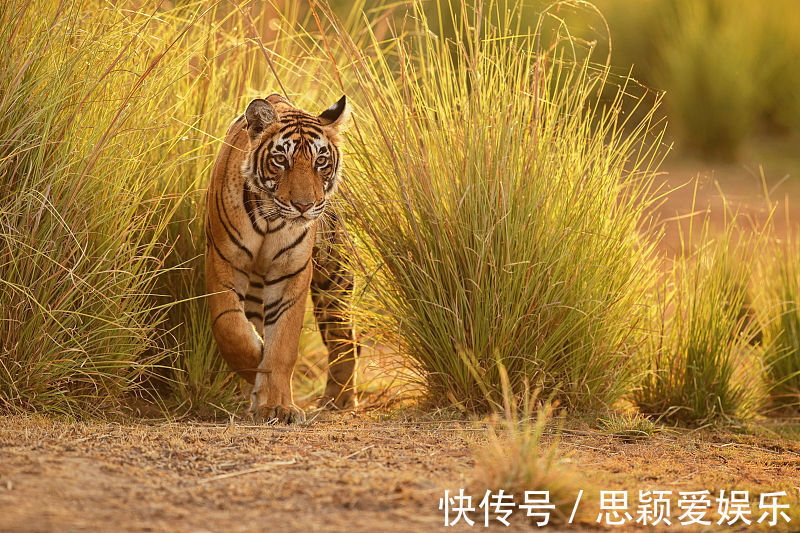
598, 412, 662, 441
471, 402, 585, 525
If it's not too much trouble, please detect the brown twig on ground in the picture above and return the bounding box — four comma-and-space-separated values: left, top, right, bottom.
195, 459, 297, 484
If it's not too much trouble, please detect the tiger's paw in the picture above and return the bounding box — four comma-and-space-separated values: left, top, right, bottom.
253, 404, 306, 425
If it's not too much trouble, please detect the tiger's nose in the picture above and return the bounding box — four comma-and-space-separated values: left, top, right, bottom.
292, 201, 313, 213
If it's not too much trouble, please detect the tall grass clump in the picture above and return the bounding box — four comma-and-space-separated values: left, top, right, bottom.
757, 232, 800, 411
634, 212, 764, 423
0, 2, 185, 416
331, 1, 665, 413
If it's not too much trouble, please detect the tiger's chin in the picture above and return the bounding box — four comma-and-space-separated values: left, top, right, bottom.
293, 216, 318, 227
277, 212, 319, 228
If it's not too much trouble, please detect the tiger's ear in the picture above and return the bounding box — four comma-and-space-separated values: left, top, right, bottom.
318, 95, 350, 131
245, 98, 277, 142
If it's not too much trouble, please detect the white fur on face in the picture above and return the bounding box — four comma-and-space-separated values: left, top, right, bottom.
272, 134, 296, 165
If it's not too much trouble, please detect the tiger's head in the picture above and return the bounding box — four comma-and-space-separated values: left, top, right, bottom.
241, 93, 349, 223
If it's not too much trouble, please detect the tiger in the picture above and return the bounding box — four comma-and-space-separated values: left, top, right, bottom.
205, 93, 357, 424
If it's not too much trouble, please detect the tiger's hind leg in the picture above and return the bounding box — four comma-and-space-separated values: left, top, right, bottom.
311, 216, 358, 409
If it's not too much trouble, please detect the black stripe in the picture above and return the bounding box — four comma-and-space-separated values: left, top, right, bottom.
245, 311, 262, 321
249, 280, 264, 289
219, 282, 245, 301
212, 308, 240, 328
259, 140, 277, 177
258, 140, 273, 179
216, 191, 253, 260
227, 287, 244, 301
243, 181, 266, 236
263, 296, 281, 312
212, 135, 239, 232
207, 227, 249, 277
263, 308, 288, 326
251, 142, 262, 178
266, 219, 286, 234
273, 228, 308, 260
263, 301, 289, 323
216, 184, 243, 240
264, 296, 299, 326
280, 111, 316, 120
245, 293, 262, 304
277, 123, 323, 139
302, 125, 324, 136
331, 146, 339, 176
258, 202, 274, 219
263, 258, 310, 286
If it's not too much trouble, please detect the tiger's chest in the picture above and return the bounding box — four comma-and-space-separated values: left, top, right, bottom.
252, 220, 315, 277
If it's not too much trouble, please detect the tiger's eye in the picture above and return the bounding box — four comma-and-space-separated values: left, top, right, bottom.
315, 156, 328, 166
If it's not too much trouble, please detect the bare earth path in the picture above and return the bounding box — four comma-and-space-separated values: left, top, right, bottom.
1, 413, 799, 532
0, 412, 473, 532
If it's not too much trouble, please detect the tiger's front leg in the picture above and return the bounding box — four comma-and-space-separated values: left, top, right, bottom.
250, 261, 312, 424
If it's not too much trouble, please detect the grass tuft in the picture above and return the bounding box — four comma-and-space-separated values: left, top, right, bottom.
756, 230, 800, 411
634, 205, 766, 424
333, 0, 665, 413
598, 412, 661, 440
0, 1, 184, 417
471, 393, 583, 525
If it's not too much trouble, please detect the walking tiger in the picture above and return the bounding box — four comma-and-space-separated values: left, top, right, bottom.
205, 93, 356, 424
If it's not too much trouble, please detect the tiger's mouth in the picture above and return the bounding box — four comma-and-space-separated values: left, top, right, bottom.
273, 198, 326, 223
284, 212, 321, 229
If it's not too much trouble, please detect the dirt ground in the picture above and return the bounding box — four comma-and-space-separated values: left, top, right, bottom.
1, 412, 799, 532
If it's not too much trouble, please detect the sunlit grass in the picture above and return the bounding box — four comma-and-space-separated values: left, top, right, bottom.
756, 229, 800, 411
329, 0, 665, 413
471, 383, 584, 526
0, 1, 184, 416
598, 412, 661, 440
634, 206, 766, 424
